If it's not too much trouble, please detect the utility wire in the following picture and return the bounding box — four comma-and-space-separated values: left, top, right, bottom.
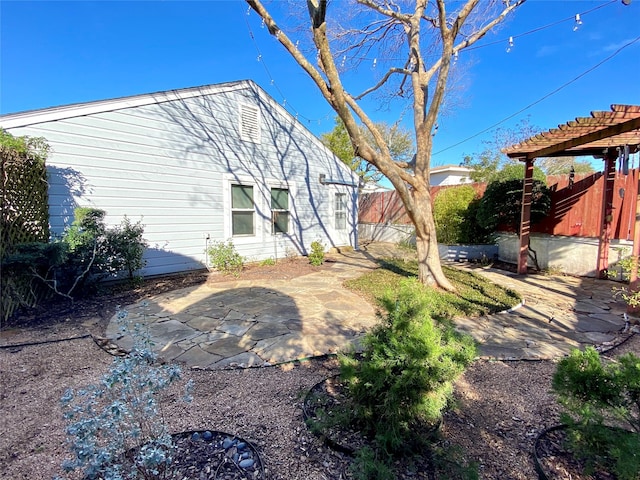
434, 34, 640, 157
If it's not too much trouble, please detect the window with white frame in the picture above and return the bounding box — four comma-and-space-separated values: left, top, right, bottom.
231, 184, 255, 236
271, 187, 289, 234
335, 193, 347, 230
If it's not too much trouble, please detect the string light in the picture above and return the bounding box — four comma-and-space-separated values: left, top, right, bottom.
241, 3, 332, 125
453, 51, 458, 64
241, 0, 621, 130
573, 14, 583, 31
434, 34, 640, 157
340, 55, 346, 68
506, 36, 514, 53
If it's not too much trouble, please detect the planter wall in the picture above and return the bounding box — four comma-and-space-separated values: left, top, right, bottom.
496, 233, 634, 278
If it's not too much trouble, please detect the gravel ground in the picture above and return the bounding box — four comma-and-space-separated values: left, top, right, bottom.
4, 325, 637, 479
2, 257, 639, 479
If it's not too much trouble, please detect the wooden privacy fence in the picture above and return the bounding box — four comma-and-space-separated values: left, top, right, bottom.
359, 169, 640, 240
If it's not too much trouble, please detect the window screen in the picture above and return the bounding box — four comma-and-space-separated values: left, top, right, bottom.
271, 188, 289, 234
231, 184, 254, 235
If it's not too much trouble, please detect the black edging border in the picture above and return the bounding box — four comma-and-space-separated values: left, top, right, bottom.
533, 423, 568, 480
302, 375, 356, 456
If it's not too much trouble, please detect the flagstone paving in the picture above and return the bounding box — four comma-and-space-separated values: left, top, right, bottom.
107, 244, 632, 368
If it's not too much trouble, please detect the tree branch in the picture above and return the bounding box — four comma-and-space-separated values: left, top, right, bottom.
356, 0, 410, 22
246, 0, 335, 105
354, 67, 410, 100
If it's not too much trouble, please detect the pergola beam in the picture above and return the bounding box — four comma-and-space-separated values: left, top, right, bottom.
508, 116, 640, 160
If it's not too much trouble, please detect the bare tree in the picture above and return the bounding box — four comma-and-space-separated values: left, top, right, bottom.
246, 0, 525, 290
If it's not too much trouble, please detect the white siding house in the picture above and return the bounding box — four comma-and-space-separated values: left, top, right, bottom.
430, 165, 473, 186
1, 80, 359, 276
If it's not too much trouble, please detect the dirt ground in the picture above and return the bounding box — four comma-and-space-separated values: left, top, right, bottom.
1, 257, 637, 479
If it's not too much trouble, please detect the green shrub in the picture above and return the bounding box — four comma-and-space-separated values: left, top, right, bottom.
207, 239, 244, 275
340, 279, 476, 454
476, 179, 551, 232
1, 208, 148, 301
433, 185, 481, 244
309, 240, 325, 266
552, 347, 640, 479
106, 216, 148, 281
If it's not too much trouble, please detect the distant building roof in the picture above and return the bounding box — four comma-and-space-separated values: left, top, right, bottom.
430, 165, 473, 186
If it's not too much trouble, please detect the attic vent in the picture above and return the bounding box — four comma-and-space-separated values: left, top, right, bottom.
240, 104, 261, 143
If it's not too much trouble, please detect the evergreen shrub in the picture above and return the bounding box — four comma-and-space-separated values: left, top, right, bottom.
552, 346, 640, 479
339, 279, 476, 454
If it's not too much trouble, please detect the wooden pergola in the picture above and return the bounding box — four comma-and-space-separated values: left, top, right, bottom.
503, 104, 640, 276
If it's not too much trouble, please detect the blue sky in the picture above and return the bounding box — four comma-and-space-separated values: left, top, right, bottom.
1, 0, 639, 169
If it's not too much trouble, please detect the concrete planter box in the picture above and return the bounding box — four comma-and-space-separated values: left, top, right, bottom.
495, 233, 633, 278
437, 244, 498, 263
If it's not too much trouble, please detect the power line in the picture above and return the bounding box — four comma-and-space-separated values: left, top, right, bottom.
433, 34, 640, 157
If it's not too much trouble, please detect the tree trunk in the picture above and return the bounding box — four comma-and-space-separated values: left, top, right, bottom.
411, 187, 455, 291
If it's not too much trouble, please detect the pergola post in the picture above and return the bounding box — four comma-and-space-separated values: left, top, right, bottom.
628, 170, 640, 314
596, 151, 617, 278
518, 158, 535, 275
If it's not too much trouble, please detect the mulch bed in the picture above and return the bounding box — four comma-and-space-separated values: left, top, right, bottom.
534, 425, 615, 480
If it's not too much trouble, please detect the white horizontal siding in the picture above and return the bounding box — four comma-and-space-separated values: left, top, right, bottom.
3, 81, 359, 276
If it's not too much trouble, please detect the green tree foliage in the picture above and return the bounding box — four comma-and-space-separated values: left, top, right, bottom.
552, 347, 640, 479
476, 179, 551, 232
537, 156, 595, 176
0, 129, 50, 162
433, 185, 490, 244
461, 119, 539, 183
461, 119, 593, 182
321, 117, 414, 186
0, 130, 52, 320
339, 279, 476, 454
489, 163, 546, 183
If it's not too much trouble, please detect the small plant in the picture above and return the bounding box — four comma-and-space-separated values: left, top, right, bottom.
609, 252, 640, 307
259, 257, 276, 266
552, 346, 640, 479
339, 279, 476, 454
207, 239, 244, 275
59, 308, 193, 479
309, 240, 325, 266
